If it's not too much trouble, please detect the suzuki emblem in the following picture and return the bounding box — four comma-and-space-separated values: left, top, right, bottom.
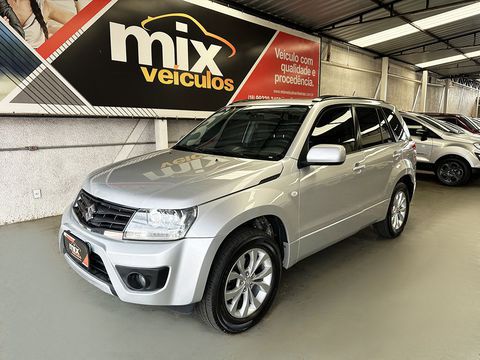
84, 204, 96, 222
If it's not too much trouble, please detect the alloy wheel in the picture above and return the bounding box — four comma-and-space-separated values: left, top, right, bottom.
390, 191, 407, 231
438, 161, 464, 185
224, 248, 273, 319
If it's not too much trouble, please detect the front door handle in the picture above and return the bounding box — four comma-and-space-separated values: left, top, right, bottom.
353, 163, 365, 173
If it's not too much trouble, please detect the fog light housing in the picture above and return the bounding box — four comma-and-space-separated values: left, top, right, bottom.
116, 266, 169, 292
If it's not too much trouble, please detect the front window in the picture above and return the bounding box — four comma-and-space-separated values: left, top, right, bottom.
403, 116, 425, 137
174, 105, 309, 161
403, 116, 439, 138
309, 106, 357, 154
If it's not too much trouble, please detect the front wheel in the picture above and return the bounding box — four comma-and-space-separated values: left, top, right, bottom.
374, 182, 410, 239
196, 228, 282, 333
435, 157, 471, 186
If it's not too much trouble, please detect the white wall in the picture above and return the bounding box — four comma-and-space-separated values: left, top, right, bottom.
447, 84, 479, 116
321, 42, 479, 116
320, 42, 381, 98
1, 40, 479, 225
0, 117, 200, 225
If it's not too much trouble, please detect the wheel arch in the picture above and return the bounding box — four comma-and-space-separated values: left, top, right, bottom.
192, 211, 291, 303
215, 214, 289, 267
389, 160, 416, 201
397, 174, 415, 200
434, 153, 473, 168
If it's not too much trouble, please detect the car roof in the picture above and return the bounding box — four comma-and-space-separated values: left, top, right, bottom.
403, 112, 468, 132
401, 112, 429, 122
228, 95, 392, 108
423, 112, 464, 117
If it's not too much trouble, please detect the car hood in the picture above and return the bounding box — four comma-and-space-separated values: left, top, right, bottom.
82, 149, 283, 209
442, 132, 480, 144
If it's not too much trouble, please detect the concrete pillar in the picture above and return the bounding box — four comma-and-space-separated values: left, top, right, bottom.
154, 119, 169, 150
379, 57, 389, 101
443, 80, 450, 113
420, 70, 428, 112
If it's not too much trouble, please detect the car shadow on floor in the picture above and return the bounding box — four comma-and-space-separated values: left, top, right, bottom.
416, 170, 480, 187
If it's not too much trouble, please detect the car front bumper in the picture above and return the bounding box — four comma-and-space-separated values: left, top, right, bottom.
59, 205, 215, 306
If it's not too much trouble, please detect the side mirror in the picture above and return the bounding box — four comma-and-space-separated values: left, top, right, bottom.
416, 128, 428, 141
305, 144, 346, 166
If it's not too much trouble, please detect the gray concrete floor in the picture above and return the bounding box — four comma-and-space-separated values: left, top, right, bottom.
1, 173, 480, 360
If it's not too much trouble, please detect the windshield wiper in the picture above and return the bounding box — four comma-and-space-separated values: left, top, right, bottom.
233, 150, 280, 161
173, 145, 231, 157
172, 144, 198, 152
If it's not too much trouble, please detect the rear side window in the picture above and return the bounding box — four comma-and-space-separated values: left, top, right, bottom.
384, 110, 409, 141
309, 106, 357, 154
356, 107, 383, 148
376, 109, 394, 143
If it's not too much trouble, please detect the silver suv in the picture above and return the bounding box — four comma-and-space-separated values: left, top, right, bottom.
59, 97, 416, 333
402, 112, 480, 186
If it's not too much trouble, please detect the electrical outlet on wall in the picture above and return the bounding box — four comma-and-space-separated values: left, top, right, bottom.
33, 189, 42, 199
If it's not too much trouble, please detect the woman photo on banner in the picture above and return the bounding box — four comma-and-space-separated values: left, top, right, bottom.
0, 0, 24, 37
2, 0, 92, 48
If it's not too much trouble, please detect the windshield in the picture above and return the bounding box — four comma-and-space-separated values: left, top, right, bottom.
174, 105, 309, 161
436, 120, 465, 134
415, 114, 457, 133
463, 116, 480, 131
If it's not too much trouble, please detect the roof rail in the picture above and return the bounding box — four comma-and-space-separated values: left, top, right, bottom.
313, 95, 385, 102
228, 96, 386, 105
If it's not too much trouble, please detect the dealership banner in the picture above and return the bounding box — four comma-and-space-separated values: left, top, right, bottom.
0, 0, 320, 118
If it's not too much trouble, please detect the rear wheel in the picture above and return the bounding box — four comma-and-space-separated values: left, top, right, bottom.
374, 182, 410, 239
196, 228, 282, 333
435, 157, 471, 186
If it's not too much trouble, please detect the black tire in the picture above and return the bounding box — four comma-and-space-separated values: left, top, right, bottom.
196, 227, 282, 333
435, 157, 471, 186
374, 182, 410, 239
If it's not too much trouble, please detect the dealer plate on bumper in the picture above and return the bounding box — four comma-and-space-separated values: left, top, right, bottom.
64, 232, 90, 269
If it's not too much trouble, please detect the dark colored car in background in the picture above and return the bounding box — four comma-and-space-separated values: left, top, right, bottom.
424, 113, 480, 134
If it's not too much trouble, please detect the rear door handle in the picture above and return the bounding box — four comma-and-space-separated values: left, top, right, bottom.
353, 163, 365, 173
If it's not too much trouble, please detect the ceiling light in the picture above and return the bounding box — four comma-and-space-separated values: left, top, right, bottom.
350, 24, 417, 48
465, 50, 480, 58
414, 3, 480, 29
416, 50, 480, 68
416, 54, 466, 68
350, 2, 480, 48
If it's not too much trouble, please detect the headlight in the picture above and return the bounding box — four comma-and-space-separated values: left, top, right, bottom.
124, 207, 197, 241
474, 143, 480, 150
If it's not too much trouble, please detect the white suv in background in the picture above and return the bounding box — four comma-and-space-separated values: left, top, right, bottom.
402, 112, 480, 186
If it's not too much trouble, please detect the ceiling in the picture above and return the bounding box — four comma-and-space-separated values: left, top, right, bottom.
220, 0, 480, 79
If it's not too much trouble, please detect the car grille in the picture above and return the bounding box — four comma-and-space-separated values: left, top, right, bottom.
73, 190, 137, 233
89, 252, 111, 284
